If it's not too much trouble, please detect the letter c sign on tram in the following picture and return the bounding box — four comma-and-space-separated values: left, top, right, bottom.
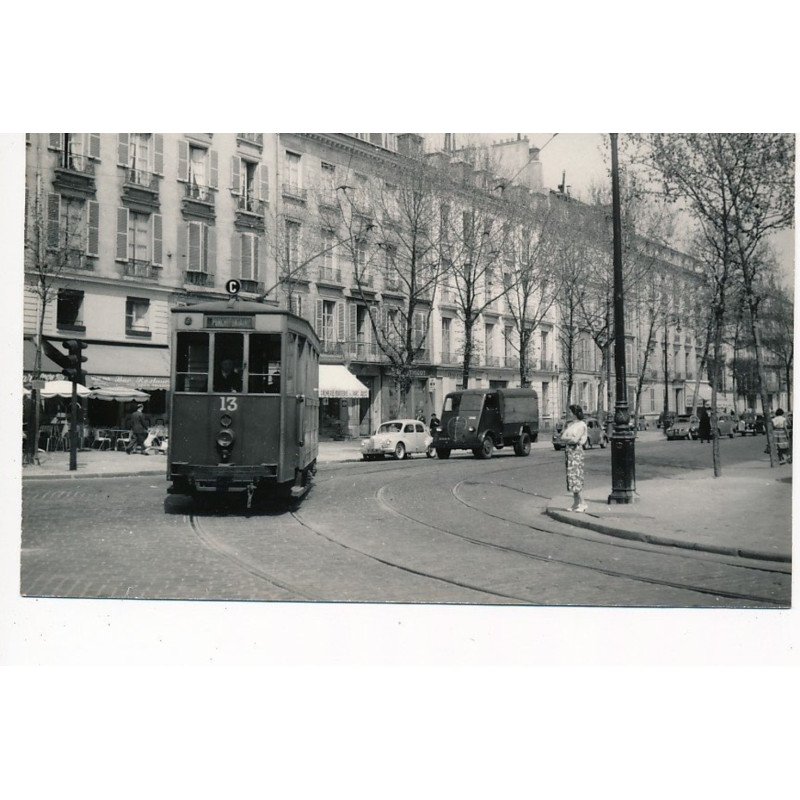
226, 279, 241, 295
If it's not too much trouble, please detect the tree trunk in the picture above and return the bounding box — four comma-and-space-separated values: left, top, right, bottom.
461, 319, 473, 389
711, 308, 724, 477
748, 302, 776, 467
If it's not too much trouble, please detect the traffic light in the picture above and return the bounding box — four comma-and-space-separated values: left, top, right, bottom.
62, 339, 88, 384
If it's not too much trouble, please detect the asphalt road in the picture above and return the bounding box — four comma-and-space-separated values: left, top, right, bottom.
20, 434, 790, 607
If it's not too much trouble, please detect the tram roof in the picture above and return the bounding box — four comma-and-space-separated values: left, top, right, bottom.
171, 299, 291, 315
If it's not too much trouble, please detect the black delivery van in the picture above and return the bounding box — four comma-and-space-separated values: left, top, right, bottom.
432, 388, 538, 459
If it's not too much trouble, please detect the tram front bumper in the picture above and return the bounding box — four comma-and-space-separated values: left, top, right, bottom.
170, 463, 278, 493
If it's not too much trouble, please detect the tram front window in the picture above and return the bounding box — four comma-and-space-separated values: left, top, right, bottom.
214, 333, 244, 393
249, 333, 281, 394
175, 332, 209, 392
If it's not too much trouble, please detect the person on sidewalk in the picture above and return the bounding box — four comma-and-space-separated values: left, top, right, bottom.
126, 404, 149, 455
429, 412, 440, 431
698, 405, 712, 443
561, 404, 589, 512
772, 408, 791, 465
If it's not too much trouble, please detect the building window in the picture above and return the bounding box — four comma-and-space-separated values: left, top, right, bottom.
320, 299, 336, 344
128, 212, 151, 263
321, 162, 336, 193
57, 289, 84, 330
184, 221, 214, 273
240, 232, 260, 281
189, 145, 207, 189
540, 330, 549, 364
285, 151, 302, 191
413, 311, 428, 352
178, 140, 218, 200
484, 323, 494, 361
285, 220, 301, 271
442, 318, 452, 359
59, 196, 86, 252
126, 297, 150, 335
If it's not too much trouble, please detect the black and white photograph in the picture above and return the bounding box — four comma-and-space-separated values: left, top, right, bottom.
2, 5, 799, 797
14, 130, 795, 608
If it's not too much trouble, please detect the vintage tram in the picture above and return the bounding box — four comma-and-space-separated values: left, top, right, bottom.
167, 299, 320, 507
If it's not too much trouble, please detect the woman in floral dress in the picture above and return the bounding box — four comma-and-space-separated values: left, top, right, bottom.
562, 404, 589, 512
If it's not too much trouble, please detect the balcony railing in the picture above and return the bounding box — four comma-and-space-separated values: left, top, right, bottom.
184, 271, 214, 287
505, 355, 520, 368
236, 194, 265, 214
282, 183, 307, 201
383, 275, 402, 292
237, 133, 263, 146
61, 249, 94, 272
124, 167, 158, 191
123, 260, 159, 280
354, 272, 374, 288
57, 155, 95, 175
240, 279, 264, 294
485, 355, 502, 367
184, 182, 213, 203
317, 266, 341, 284
320, 340, 344, 357
441, 352, 463, 365
439, 289, 458, 305
345, 341, 382, 362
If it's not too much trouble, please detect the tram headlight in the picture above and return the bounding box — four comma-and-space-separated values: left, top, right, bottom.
220, 414, 233, 428
217, 429, 236, 449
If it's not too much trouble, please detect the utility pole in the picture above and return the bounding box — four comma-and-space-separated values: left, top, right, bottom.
608, 134, 636, 504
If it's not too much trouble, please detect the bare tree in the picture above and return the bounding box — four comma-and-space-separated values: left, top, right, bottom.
635, 134, 794, 475
760, 284, 794, 413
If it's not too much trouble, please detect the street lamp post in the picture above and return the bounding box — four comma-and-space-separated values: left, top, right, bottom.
608, 133, 636, 504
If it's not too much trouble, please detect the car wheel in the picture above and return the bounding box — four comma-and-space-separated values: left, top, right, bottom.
394, 442, 406, 460
426, 445, 435, 458
436, 448, 451, 459
729, 431, 734, 438
475, 435, 494, 459
599, 436, 607, 449
514, 433, 531, 457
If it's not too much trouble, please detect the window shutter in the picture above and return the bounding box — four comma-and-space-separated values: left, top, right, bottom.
87, 134, 101, 160
117, 134, 129, 167
348, 302, 357, 344
152, 214, 163, 266
46, 193, 60, 248
230, 156, 241, 194
116, 207, 129, 261
315, 299, 324, 337
179, 221, 188, 271
153, 134, 164, 175
242, 234, 253, 281
337, 301, 346, 342
188, 222, 201, 271
259, 164, 269, 201
206, 225, 216, 275
86, 201, 100, 256
48, 134, 62, 151
230, 232, 241, 279
253, 235, 260, 280
209, 149, 219, 189
178, 140, 189, 182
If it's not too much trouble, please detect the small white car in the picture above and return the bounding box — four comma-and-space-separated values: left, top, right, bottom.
361, 419, 434, 461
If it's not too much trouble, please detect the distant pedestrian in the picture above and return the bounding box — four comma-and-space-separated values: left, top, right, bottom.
698, 405, 711, 443
126, 403, 149, 455
561, 404, 589, 512
429, 413, 440, 431
772, 408, 791, 465
416, 408, 426, 423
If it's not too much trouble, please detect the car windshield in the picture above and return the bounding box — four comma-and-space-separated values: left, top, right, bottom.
676, 415, 691, 423
378, 422, 402, 433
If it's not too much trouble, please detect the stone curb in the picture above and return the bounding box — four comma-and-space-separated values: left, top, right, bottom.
545, 507, 792, 564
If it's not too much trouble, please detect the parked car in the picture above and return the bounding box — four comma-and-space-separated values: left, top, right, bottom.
715, 413, 736, 438
666, 414, 700, 441
361, 419, 434, 461
552, 416, 608, 450
740, 412, 766, 435
432, 388, 538, 459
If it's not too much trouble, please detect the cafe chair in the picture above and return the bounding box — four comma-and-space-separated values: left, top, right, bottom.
115, 431, 133, 451
92, 429, 112, 450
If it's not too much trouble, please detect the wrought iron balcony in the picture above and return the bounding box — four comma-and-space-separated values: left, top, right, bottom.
236, 194, 265, 214
383, 275, 402, 292
123, 167, 158, 191
184, 271, 214, 287
61, 249, 94, 272
282, 183, 307, 201
320, 340, 344, 357
184, 182, 213, 203
345, 341, 382, 362
317, 266, 342, 284
57, 155, 95, 176
123, 260, 159, 280
440, 352, 463, 365
354, 272, 374, 288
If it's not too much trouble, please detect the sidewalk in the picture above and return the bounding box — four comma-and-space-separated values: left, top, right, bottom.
545, 458, 792, 563
20, 439, 366, 480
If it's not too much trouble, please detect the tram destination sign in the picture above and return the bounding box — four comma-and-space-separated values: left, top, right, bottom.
205, 315, 255, 329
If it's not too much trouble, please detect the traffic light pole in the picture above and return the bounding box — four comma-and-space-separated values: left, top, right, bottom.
70, 378, 78, 471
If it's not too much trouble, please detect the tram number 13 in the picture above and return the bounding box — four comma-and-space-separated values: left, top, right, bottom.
220, 396, 238, 411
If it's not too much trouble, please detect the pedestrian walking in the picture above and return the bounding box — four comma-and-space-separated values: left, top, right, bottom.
126, 403, 149, 455
560, 404, 589, 512
772, 408, 792, 465
429, 412, 440, 431
698, 405, 711, 443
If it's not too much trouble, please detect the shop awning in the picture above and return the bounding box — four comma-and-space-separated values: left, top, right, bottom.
24, 339, 170, 389
693, 384, 713, 402
318, 365, 369, 398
